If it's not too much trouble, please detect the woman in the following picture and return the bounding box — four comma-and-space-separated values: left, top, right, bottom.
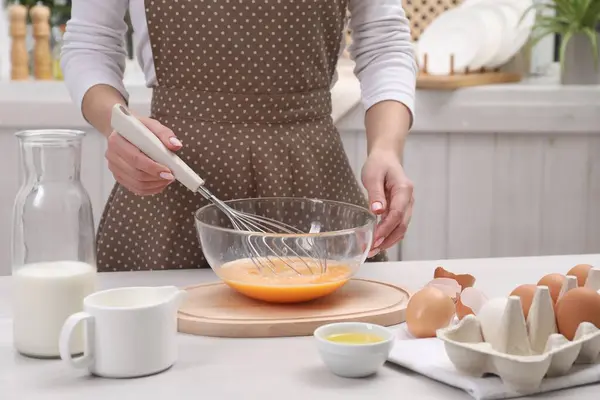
62, 0, 417, 272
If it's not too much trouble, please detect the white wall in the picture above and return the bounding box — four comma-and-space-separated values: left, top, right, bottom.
338, 128, 600, 262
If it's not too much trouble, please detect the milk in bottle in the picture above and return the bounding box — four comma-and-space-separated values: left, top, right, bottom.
12, 130, 96, 358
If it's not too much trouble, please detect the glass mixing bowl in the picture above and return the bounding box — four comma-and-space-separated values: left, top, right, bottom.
194, 197, 376, 303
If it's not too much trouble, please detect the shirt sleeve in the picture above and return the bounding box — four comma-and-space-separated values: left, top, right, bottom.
61, 0, 130, 113
348, 0, 417, 123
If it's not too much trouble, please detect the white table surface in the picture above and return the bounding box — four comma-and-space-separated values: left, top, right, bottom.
1, 254, 600, 400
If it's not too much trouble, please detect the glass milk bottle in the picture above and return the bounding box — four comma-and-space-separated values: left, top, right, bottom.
12, 130, 97, 358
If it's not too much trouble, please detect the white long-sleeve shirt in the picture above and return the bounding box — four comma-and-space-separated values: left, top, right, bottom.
61, 0, 417, 119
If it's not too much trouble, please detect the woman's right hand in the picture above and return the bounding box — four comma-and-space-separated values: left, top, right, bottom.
106, 116, 183, 196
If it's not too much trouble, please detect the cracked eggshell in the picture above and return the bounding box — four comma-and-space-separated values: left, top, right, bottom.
456, 287, 488, 320
434, 266, 476, 291
426, 277, 462, 300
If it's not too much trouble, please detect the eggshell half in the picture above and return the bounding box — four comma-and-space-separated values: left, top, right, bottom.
456, 287, 488, 320
426, 278, 462, 300
434, 266, 476, 291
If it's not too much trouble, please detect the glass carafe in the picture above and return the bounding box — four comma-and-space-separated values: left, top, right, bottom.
11, 130, 97, 359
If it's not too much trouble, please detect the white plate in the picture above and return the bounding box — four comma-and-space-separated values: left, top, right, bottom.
464, 4, 510, 70
461, 0, 535, 67
481, 2, 522, 68
417, 7, 486, 75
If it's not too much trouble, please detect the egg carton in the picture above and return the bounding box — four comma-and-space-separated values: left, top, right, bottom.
437, 271, 600, 392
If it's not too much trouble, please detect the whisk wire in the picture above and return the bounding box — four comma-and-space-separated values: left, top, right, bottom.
196, 186, 327, 276
229, 213, 316, 275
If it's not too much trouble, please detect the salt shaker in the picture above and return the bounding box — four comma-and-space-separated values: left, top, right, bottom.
12, 130, 97, 359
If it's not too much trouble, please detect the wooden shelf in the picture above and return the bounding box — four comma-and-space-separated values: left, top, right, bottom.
418, 53, 522, 89
417, 71, 522, 89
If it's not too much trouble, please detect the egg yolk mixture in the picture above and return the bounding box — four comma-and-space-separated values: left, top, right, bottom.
325, 332, 385, 344
218, 258, 352, 303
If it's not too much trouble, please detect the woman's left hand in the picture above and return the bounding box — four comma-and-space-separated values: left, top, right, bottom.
361, 148, 414, 258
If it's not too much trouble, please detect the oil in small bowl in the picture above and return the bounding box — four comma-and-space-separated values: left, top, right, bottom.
325, 332, 386, 345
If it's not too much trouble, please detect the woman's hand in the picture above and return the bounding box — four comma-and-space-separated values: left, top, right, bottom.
106, 116, 182, 196
361, 148, 414, 257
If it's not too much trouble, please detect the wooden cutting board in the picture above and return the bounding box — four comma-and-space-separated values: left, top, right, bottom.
177, 278, 411, 338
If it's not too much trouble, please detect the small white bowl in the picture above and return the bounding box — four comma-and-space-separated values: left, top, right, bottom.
313, 322, 394, 378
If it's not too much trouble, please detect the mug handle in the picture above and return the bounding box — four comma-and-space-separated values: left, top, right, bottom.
59, 312, 94, 369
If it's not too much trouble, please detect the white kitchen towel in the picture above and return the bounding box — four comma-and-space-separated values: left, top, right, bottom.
388, 324, 600, 400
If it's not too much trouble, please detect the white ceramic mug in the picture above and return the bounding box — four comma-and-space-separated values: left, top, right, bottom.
59, 286, 186, 378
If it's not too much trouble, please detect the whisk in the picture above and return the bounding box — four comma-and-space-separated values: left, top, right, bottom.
111, 105, 326, 275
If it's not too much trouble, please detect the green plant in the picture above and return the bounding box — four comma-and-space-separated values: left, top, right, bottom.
525, 0, 600, 70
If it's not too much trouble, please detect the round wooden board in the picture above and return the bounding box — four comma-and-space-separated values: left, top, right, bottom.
177, 278, 411, 338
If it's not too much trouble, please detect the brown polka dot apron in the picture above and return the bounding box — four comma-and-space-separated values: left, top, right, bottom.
96, 0, 386, 271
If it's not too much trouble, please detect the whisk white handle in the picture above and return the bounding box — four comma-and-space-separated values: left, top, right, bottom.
110, 104, 205, 192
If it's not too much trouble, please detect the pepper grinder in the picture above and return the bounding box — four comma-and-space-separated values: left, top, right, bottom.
31, 2, 53, 80
9, 1, 29, 80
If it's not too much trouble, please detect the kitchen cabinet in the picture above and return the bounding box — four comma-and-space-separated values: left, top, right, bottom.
1, 68, 599, 275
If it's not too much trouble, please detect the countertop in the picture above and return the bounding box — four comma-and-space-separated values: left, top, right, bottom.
1, 254, 600, 400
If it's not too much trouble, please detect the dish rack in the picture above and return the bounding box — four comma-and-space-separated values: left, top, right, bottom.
404, 0, 524, 89
418, 53, 522, 89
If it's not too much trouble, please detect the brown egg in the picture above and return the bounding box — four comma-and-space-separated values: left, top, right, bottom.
509, 284, 537, 319
434, 266, 476, 291
406, 286, 456, 338
537, 273, 566, 304
567, 264, 593, 287
555, 287, 600, 340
